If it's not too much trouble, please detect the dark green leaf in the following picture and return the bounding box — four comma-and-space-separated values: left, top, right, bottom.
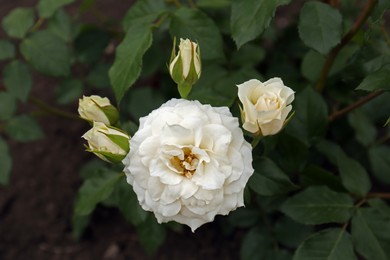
281, 186, 354, 225
298, 2, 342, 55
240, 226, 272, 260
71, 213, 90, 240
249, 157, 297, 196
368, 146, 390, 184
352, 208, 390, 260
0, 40, 15, 60
227, 207, 260, 228
231, 0, 291, 49
109, 24, 153, 103
299, 165, 344, 192
136, 214, 166, 255
356, 69, 390, 91
126, 87, 166, 119
385, 116, 390, 126
86, 63, 111, 89
47, 9, 73, 41
368, 199, 390, 219
74, 171, 122, 216
74, 28, 110, 64
122, 0, 168, 30
3, 60, 32, 102
170, 7, 224, 60
0, 92, 16, 120
5, 115, 45, 142
293, 228, 356, 260
274, 216, 314, 248
55, 78, 84, 105
348, 110, 376, 146
275, 134, 309, 174
37, 0, 75, 18
230, 43, 266, 67
20, 30, 71, 77
0, 138, 12, 185
197, 0, 231, 8
2, 8, 35, 39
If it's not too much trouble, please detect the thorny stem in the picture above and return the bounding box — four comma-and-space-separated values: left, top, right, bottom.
328, 90, 384, 122
315, 0, 378, 92
28, 96, 81, 121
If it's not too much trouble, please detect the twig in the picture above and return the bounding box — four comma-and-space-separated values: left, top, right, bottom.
28, 96, 81, 121
315, 0, 378, 92
328, 90, 384, 122
367, 193, 390, 199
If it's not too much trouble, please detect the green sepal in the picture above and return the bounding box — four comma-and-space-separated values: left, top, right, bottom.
101, 105, 119, 125
169, 37, 177, 64
104, 133, 130, 153
178, 82, 192, 99
184, 44, 200, 86
171, 52, 184, 84
90, 150, 126, 164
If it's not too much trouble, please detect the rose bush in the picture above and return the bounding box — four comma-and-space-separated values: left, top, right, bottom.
123, 99, 253, 231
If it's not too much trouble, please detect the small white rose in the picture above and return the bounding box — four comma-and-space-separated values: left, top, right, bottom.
237, 78, 295, 136
78, 95, 119, 125
82, 122, 129, 163
123, 99, 253, 232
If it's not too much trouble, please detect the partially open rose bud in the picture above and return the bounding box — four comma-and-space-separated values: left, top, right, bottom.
169, 38, 201, 98
78, 95, 119, 125
82, 122, 129, 163
237, 78, 295, 136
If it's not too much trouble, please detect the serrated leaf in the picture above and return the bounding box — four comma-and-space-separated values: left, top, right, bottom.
5, 115, 45, 142
368, 146, 390, 184
0, 92, 16, 120
352, 208, 390, 260
109, 24, 153, 103
20, 30, 71, 77
37, 0, 75, 18
47, 9, 73, 41
293, 228, 356, 260
275, 216, 314, 248
2, 8, 35, 39
136, 214, 166, 255
3, 60, 32, 102
231, 0, 291, 49
249, 157, 297, 196
55, 78, 84, 105
299, 165, 345, 192
356, 69, 390, 91
0, 40, 15, 60
240, 226, 272, 260
74, 171, 122, 216
281, 186, 354, 225
122, 0, 168, 30
170, 7, 224, 60
0, 138, 12, 185
298, 2, 342, 55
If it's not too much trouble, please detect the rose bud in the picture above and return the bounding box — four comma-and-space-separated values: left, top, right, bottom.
82, 122, 130, 163
169, 38, 201, 98
78, 95, 119, 125
237, 78, 295, 136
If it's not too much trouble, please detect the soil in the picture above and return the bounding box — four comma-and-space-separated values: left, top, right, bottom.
0, 1, 242, 259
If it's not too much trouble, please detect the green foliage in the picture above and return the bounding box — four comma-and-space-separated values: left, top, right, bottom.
55, 79, 84, 105
37, 0, 75, 18
3, 60, 32, 102
136, 214, 167, 255
0, 40, 15, 60
368, 146, 390, 184
47, 9, 73, 42
5, 115, 45, 142
0, 138, 12, 185
356, 69, 390, 91
2, 8, 35, 39
0, 92, 16, 121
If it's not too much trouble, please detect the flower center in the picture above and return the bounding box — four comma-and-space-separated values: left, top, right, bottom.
170, 147, 199, 178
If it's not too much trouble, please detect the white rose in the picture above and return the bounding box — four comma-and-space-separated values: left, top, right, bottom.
82, 122, 129, 163
78, 95, 119, 125
237, 78, 295, 136
123, 99, 253, 231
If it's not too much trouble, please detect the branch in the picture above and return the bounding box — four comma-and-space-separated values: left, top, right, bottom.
28, 96, 81, 121
367, 193, 390, 199
328, 90, 384, 122
315, 0, 378, 92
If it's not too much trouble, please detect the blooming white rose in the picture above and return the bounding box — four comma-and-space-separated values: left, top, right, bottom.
82, 121, 129, 163
237, 78, 295, 136
78, 95, 119, 125
123, 99, 253, 231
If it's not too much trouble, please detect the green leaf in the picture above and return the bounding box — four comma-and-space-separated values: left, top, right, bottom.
74, 27, 110, 64
385, 116, 390, 126
368, 199, 390, 219
20, 30, 71, 77
126, 87, 166, 119
0, 92, 16, 120
136, 214, 166, 255
55, 78, 84, 105
5, 115, 45, 142
368, 146, 390, 184
122, 0, 168, 30
71, 213, 90, 240
3, 60, 32, 102
352, 208, 390, 260
2, 8, 35, 39
293, 228, 356, 260
240, 226, 272, 260
281, 186, 354, 225
230, 43, 266, 67
249, 157, 297, 196
109, 24, 153, 103
47, 9, 73, 41
0, 40, 15, 60
170, 7, 224, 60
0, 138, 12, 185
285, 87, 328, 145
298, 2, 342, 55
37, 0, 75, 18
348, 110, 376, 146
227, 207, 261, 228
231, 0, 291, 49
274, 216, 314, 248
356, 69, 390, 91
86, 63, 110, 89
299, 165, 344, 192
275, 134, 309, 174
74, 171, 122, 216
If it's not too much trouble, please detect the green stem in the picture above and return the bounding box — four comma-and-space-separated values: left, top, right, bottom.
28, 96, 81, 121
152, 12, 170, 29
315, 0, 378, 92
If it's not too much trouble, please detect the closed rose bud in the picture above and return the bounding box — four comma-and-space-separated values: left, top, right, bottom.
82, 122, 130, 163
169, 38, 201, 98
237, 78, 295, 136
78, 95, 119, 125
